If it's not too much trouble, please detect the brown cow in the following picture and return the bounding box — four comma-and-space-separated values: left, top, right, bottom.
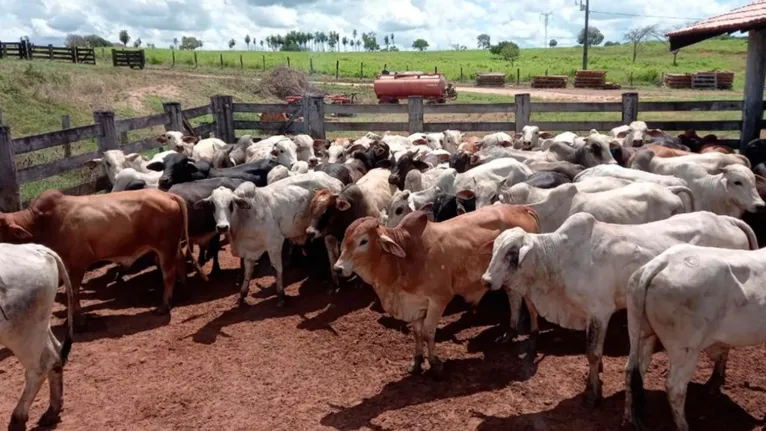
0, 189, 205, 328
333, 204, 540, 375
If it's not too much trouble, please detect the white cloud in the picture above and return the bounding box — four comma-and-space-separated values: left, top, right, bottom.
0, 0, 748, 50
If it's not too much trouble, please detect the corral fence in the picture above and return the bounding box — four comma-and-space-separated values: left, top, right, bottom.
1, 93, 763, 212
0, 40, 95, 64
112, 49, 146, 69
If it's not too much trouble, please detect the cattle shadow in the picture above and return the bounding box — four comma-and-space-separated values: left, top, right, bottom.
296, 285, 377, 335
0, 347, 12, 365
473, 384, 762, 431
320, 353, 540, 431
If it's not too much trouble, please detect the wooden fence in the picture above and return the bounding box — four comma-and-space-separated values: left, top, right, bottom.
1, 92, 763, 212
112, 49, 146, 69
0, 40, 95, 64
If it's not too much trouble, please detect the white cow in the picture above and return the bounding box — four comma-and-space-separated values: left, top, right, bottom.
500, 178, 633, 205
574, 164, 687, 188
513, 125, 554, 150
481, 212, 757, 406
442, 130, 463, 154
203, 172, 343, 306
356, 168, 398, 213
383, 134, 414, 160
505, 182, 694, 232
0, 243, 75, 431
290, 134, 319, 164
111, 168, 161, 191
631, 149, 750, 175
481, 132, 514, 150
266, 165, 298, 184
403, 167, 457, 193
452, 158, 534, 208
246, 135, 288, 163
85, 150, 148, 184
160, 131, 227, 162
386, 186, 445, 228
624, 243, 766, 431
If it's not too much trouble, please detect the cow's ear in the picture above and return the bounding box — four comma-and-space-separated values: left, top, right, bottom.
478, 240, 494, 256
378, 234, 406, 258
540, 132, 554, 140
518, 236, 534, 266
375, 159, 393, 169
125, 153, 143, 162
336, 198, 351, 211
146, 161, 165, 171
157, 136, 167, 144
193, 197, 211, 210
470, 154, 481, 166
457, 204, 466, 215
183, 136, 199, 144
420, 202, 433, 213
512, 132, 523, 141
186, 160, 199, 173
646, 129, 664, 137
84, 158, 102, 169
413, 160, 430, 172
616, 130, 629, 139
233, 197, 251, 209
9, 224, 32, 241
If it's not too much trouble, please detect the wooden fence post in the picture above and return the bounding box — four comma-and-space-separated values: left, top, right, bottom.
360, 62, 364, 78
0, 109, 3, 125
460, 66, 463, 81
622, 92, 639, 125
303, 95, 326, 139
61, 115, 72, 158
48, 44, 54, 60
93, 111, 118, 152
172, 50, 175, 67
262, 54, 266, 70
310, 58, 314, 74
0, 125, 21, 212
287, 57, 291, 68
211, 95, 235, 143
163, 102, 183, 132
336, 60, 339, 79
517, 68, 520, 85
408, 96, 424, 134
514, 94, 531, 133
194, 51, 198, 68
220, 53, 224, 68
240, 54, 243, 69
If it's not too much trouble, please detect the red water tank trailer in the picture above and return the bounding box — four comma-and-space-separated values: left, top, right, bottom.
373, 73, 457, 104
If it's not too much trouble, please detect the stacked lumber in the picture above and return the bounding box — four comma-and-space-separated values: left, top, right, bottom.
663, 73, 692, 89
715, 71, 734, 89
602, 82, 622, 90
691, 72, 717, 90
476, 73, 505, 87
574, 70, 606, 88
531, 75, 567, 88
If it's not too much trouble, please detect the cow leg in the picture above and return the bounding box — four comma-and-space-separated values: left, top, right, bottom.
6, 326, 53, 431
409, 319, 425, 374
525, 297, 540, 355
498, 287, 523, 344
67, 267, 86, 331
665, 347, 699, 431
623, 331, 656, 428
324, 236, 340, 292
238, 258, 257, 307
268, 243, 287, 307
155, 249, 180, 315
208, 235, 222, 275
423, 301, 448, 377
704, 347, 729, 395
583, 316, 609, 407
39, 330, 65, 426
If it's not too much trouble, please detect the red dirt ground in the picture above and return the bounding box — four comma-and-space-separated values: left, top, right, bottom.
2, 245, 766, 431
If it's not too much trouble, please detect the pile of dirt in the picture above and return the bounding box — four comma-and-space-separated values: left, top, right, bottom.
260, 65, 324, 100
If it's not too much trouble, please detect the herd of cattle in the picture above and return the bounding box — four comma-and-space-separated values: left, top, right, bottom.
2, 122, 766, 430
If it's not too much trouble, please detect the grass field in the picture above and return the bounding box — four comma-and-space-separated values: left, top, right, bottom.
0, 39, 757, 202
101, 38, 757, 89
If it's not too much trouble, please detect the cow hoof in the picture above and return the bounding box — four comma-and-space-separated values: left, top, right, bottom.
408, 355, 424, 374
153, 306, 170, 316
583, 389, 603, 408
429, 360, 445, 380
237, 297, 248, 307
8, 415, 26, 431
38, 408, 61, 427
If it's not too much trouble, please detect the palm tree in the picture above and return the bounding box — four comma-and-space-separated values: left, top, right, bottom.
391, 33, 395, 47
342, 36, 348, 51
260, 40, 264, 49
173, 37, 179, 49
356, 39, 361, 50
384, 35, 389, 50
352, 29, 358, 51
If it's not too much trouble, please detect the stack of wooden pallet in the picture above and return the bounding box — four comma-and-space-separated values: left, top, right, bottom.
531, 75, 568, 88
715, 71, 734, 89
691, 72, 717, 90
663, 73, 692, 89
476, 73, 505, 87
574, 70, 606, 88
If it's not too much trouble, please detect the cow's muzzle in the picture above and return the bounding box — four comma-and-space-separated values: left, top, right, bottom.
216, 224, 230, 234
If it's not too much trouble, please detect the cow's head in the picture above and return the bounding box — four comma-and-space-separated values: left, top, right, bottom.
270, 138, 298, 168
147, 152, 199, 191
0, 213, 33, 244
388, 150, 429, 190
306, 188, 352, 240
159, 131, 197, 156
194, 184, 254, 234
84, 150, 144, 184
721, 164, 766, 214
480, 227, 534, 291
431, 190, 476, 222
334, 211, 427, 280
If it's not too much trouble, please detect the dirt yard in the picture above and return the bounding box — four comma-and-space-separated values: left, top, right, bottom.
2, 246, 766, 431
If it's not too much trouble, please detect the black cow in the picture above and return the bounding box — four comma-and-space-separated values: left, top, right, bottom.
388, 150, 430, 190
426, 190, 477, 222
316, 141, 391, 185
147, 153, 277, 191
212, 135, 262, 168
743, 138, 766, 168
523, 170, 572, 189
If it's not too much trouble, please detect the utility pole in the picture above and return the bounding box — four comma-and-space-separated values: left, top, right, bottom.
540, 12, 553, 48
577, 0, 591, 69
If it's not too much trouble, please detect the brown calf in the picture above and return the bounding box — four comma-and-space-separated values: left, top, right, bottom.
333, 204, 540, 375
0, 189, 204, 328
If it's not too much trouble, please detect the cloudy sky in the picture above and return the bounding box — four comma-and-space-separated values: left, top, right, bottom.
0, 0, 749, 51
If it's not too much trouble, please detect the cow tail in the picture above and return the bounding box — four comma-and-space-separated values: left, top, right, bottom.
626, 258, 666, 430
49, 249, 74, 364
731, 217, 760, 250
169, 192, 209, 282
668, 186, 695, 213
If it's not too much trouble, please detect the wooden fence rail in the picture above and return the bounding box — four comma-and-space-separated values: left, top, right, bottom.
0, 40, 95, 64
1, 92, 763, 212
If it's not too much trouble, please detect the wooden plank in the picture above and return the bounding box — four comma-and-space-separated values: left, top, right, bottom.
12, 124, 102, 154
532, 121, 624, 131
325, 104, 409, 114
94, 111, 118, 152
515, 94, 531, 133
645, 120, 743, 131
408, 96, 424, 134
423, 122, 516, 132
622, 92, 639, 124
304, 95, 325, 139
232, 103, 302, 114
211, 95, 235, 143
163, 102, 183, 132
0, 126, 21, 212
742, 29, 766, 147
182, 104, 212, 119
232, 120, 304, 133
61, 115, 72, 158
324, 122, 410, 132
422, 103, 515, 114
638, 101, 744, 111
114, 113, 169, 133
17, 150, 101, 184
193, 122, 215, 138
23, 176, 111, 207
121, 136, 164, 154
531, 102, 621, 112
